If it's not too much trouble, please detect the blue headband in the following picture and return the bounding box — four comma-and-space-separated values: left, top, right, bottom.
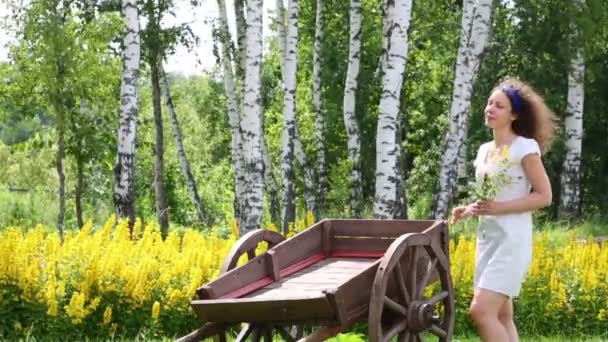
502, 86, 523, 113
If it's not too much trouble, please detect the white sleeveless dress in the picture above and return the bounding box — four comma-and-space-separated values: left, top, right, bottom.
472, 136, 541, 297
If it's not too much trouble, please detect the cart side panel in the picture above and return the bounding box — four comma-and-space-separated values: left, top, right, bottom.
422, 221, 449, 265
329, 219, 437, 238
199, 254, 269, 299
330, 261, 380, 328
272, 222, 324, 269
331, 236, 393, 254
191, 297, 335, 323
199, 223, 325, 300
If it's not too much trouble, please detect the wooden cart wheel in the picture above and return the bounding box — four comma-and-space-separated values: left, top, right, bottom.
220, 229, 286, 274
234, 323, 304, 342
221, 230, 296, 342
368, 233, 455, 342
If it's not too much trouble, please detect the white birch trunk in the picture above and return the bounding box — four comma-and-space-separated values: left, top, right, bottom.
234, 0, 247, 89
559, 22, 585, 219
394, 110, 407, 219
279, 0, 299, 232
275, 0, 287, 65
456, 141, 468, 195
312, 0, 327, 215
114, 0, 141, 227
240, 0, 265, 232
375, 0, 390, 78
343, 0, 364, 217
161, 67, 209, 225
217, 0, 248, 230
262, 139, 282, 227
432, 0, 493, 219
372, 0, 412, 219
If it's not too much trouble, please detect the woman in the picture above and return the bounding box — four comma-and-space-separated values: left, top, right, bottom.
451, 78, 557, 342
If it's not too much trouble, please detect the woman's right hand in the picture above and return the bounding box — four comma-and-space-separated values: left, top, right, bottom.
450, 204, 476, 224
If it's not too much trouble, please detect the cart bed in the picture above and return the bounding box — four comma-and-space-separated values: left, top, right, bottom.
244, 257, 378, 300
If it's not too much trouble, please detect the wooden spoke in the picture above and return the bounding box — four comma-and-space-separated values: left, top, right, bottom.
369, 228, 454, 342
175, 322, 229, 342
394, 261, 411, 305
247, 248, 256, 260
250, 325, 261, 342
235, 323, 253, 342
409, 247, 419, 298
429, 323, 447, 338
384, 296, 407, 316
427, 291, 449, 305
262, 325, 273, 342
416, 257, 437, 299
275, 326, 295, 342
382, 320, 408, 342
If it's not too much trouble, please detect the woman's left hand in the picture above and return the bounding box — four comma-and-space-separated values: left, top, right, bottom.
471, 200, 506, 216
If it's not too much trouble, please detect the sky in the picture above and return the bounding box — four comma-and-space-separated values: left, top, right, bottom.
0, 0, 277, 75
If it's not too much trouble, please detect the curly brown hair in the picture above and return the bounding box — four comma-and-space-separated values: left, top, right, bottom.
492, 77, 559, 154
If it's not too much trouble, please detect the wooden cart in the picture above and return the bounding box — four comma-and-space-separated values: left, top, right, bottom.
177, 219, 454, 342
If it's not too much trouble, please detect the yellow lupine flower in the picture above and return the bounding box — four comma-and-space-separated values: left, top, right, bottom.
152, 301, 161, 321
65, 291, 86, 324
306, 211, 315, 227
230, 218, 239, 238
103, 306, 112, 325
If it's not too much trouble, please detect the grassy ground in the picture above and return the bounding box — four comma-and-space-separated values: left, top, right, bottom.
448, 214, 608, 242
451, 337, 607, 342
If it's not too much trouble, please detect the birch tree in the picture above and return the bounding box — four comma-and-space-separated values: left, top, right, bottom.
432, 0, 493, 219
343, 0, 364, 217
234, 0, 247, 88
372, 0, 412, 219
394, 109, 408, 219
160, 67, 210, 225
114, 0, 141, 227
239, 0, 266, 232
278, 0, 299, 231
216, 0, 248, 229
559, 0, 586, 219
312, 0, 327, 216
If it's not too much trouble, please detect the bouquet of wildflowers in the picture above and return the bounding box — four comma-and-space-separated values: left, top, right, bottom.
467, 143, 513, 202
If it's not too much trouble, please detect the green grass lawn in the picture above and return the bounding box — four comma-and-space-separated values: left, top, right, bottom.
452, 337, 607, 342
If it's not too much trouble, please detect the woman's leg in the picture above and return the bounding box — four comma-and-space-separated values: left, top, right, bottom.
469, 288, 510, 342
498, 298, 519, 342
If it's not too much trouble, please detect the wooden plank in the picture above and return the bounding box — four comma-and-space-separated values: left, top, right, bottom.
272, 225, 324, 269
330, 251, 384, 258
262, 282, 343, 291
217, 253, 328, 299
200, 254, 269, 299
191, 297, 335, 323
266, 250, 280, 281
334, 260, 381, 324
279, 253, 325, 278
245, 288, 332, 299
324, 290, 348, 330
331, 236, 394, 253
219, 277, 274, 299
329, 219, 437, 238
322, 222, 332, 256
287, 258, 375, 270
